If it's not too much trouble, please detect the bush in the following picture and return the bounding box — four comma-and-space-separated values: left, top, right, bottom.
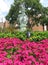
0, 31, 48, 41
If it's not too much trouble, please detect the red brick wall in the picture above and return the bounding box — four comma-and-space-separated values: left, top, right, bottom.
32, 25, 43, 31
4, 21, 10, 28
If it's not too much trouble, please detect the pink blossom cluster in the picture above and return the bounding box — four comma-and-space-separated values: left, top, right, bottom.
0, 38, 48, 65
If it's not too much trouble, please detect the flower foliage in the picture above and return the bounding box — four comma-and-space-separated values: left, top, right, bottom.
0, 38, 48, 65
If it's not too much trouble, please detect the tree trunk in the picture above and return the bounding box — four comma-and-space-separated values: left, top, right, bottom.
47, 25, 48, 31
43, 24, 44, 31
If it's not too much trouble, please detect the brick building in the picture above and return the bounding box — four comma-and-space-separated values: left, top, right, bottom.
28, 17, 47, 31
4, 20, 10, 28
0, 19, 47, 31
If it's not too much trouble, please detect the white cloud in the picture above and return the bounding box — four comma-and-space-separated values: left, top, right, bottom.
0, 0, 9, 22
0, 0, 9, 13
0, 0, 14, 22
40, 0, 48, 7
40, 0, 43, 3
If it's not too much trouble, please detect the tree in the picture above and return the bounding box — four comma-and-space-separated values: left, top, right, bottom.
6, 0, 43, 24
39, 7, 48, 30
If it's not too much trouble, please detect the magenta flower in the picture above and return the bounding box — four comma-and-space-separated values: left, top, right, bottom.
0, 38, 48, 65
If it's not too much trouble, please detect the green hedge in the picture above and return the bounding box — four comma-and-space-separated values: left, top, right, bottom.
0, 31, 48, 41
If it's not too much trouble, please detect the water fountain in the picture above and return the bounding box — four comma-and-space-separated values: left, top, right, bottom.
18, 2, 28, 31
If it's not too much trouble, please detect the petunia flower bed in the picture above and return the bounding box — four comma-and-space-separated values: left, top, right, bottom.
0, 38, 48, 65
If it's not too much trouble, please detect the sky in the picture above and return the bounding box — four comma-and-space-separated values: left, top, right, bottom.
40, 0, 48, 7
0, 0, 48, 22
0, 0, 14, 22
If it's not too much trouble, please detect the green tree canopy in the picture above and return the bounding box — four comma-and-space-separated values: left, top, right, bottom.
6, 0, 43, 24
40, 7, 48, 25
